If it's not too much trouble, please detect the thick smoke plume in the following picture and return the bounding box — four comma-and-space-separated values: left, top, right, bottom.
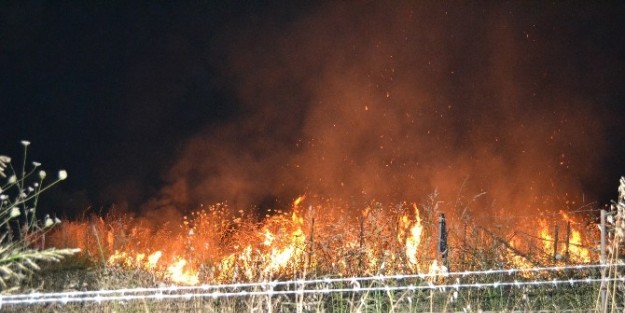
144, 2, 606, 220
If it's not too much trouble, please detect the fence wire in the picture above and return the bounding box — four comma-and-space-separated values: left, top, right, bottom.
1, 263, 622, 307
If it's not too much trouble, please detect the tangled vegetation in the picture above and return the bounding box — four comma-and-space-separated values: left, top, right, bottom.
0, 141, 79, 291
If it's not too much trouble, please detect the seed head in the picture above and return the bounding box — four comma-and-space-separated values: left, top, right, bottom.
44, 215, 54, 228
58, 170, 68, 181
10, 207, 20, 218
0, 156, 10, 178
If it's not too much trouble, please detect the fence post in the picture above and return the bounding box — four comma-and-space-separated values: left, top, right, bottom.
600, 209, 607, 313
461, 222, 467, 269
438, 213, 448, 270
553, 224, 559, 263
565, 221, 571, 261
358, 213, 365, 275
309, 217, 315, 266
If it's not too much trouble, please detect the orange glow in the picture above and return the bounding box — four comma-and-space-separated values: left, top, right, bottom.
398, 204, 424, 271
538, 219, 554, 255
556, 210, 590, 262
50, 198, 597, 285
568, 229, 590, 262
506, 238, 534, 270
107, 249, 199, 285
167, 258, 199, 285
147, 251, 162, 269
536, 213, 592, 263
265, 208, 306, 272
293, 195, 306, 207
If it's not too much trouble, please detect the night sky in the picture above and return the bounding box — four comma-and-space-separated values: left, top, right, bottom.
2, 2, 625, 219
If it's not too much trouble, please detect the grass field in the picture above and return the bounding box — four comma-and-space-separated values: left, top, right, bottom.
1, 262, 611, 312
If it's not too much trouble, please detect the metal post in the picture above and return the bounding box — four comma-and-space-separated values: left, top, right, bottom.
461, 223, 467, 269
309, 218, 315, 263
600, 209, 607, 313
565, 221, 571, 261
438, 213, 448, 269
358, 215, 365, 275
553, 224, 559, 263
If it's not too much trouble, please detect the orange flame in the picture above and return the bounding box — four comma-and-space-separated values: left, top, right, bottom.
107, 249, 199, 285
51, 197, 597, 285
167, 258, 199, 285
398, 204, 423, 272
537, 212, 592, 263
266, 206, 306, 272
293, 195, 306, 207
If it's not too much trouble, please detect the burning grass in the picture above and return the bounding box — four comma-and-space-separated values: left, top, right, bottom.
2, 190, 614, 312
46, 193, 598, 287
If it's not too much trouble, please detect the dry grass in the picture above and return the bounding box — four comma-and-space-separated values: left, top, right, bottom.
2, 142, 622, 311
0, 142, 79, 291
9, 192, 614, 312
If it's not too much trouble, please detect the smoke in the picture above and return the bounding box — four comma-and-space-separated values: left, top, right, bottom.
143, 2, 607, 218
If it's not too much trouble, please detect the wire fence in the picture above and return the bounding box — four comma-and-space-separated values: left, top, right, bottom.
1, 263, 622, 307
1, 203, 620, 311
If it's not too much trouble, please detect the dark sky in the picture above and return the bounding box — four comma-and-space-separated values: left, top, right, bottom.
2, 2, 625, 218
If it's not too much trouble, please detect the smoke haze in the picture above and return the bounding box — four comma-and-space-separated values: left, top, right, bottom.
143, 2, 612, 219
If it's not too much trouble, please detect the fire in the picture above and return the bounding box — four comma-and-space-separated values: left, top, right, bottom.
147, 251, 162, 269
264, 208, 306, 272
568, 228, 590, 261
506, 238, 535, 270
293, 195, 306, 207
107, 250, 131, 267
538, 219, 555, 256
536, 212, 592, 263
167, 258, 199, 285
558, 210, 591, 262
50, 196, 598, 285
427, 259, 448, 283
215, 196, 309, 281
107, 249, 199, 285
398, 204, 424, 271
